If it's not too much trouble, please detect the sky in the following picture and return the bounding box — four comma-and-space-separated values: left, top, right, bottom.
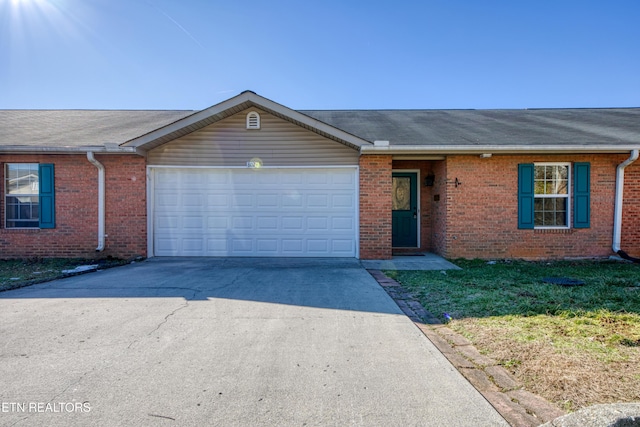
1, 0, 639, 111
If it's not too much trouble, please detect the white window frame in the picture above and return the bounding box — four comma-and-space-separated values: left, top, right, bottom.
533, 162, 571, 229
4, 163, 40, 229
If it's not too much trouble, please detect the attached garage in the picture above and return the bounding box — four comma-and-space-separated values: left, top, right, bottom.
151, 167, 358, 257
140, 98, 366, 258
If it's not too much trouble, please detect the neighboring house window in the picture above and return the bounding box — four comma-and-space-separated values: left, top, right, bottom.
4, 163, 55, 229
518, 162, 590, 229
246, 111, 260, 129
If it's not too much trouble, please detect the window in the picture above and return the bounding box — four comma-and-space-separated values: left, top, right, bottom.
533, 163, 570, 227
5, 164, 39, 228
4, 163, 55, 229
518, 162, 590, 230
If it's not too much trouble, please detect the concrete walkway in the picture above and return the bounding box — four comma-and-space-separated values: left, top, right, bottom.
361, 252, 461, 270
0, 258, 506, 426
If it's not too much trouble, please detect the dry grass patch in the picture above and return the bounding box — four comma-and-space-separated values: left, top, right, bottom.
0, 258, 129, 292
387, 259, 640, 412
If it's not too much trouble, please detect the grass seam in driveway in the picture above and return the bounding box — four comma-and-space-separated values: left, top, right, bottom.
367, 269, 566, 427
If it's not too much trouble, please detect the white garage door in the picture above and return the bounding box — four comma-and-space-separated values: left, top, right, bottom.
152, 167, 358, 257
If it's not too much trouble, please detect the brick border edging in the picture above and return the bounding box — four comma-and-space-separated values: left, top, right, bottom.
368, 269, 566, 427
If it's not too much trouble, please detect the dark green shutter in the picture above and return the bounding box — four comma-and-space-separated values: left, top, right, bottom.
38, 163, 55, 229
573, 162, 590, 228
518, 164, 535, 229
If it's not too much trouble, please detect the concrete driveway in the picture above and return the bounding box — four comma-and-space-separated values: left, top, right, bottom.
0, 258, 507, 426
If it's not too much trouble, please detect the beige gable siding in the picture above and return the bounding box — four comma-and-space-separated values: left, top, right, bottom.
147, 108, 359, 166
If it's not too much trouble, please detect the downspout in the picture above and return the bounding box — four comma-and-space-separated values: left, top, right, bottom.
87, 152, 105, 252
613, 149, 639, 262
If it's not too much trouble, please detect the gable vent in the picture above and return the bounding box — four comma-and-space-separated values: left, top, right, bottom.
246, 111, 261, 129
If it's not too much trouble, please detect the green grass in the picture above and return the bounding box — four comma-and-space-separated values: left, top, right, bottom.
0, 258, 129, 292
386, 259, 640, 409
386, 259, 640, 320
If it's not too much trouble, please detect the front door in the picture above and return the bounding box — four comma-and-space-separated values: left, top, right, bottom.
392, 172, 418, 247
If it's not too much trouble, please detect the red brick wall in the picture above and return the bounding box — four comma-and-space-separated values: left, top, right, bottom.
621, 162, 640, 258
442, 154, 636, 260
0, 154, 146, 259
359, 155, 392, 259
430, 160, 448, 256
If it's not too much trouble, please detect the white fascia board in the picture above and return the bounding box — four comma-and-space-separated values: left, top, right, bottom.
124, 91, 372, 150
360, 144, 640, 155
123, 92, 255, 148
0, 146, 139, 154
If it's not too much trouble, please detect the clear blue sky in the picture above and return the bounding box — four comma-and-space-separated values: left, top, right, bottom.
1, 0, 639, 110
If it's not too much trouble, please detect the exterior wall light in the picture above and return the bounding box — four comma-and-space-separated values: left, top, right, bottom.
424, 174, 435, 187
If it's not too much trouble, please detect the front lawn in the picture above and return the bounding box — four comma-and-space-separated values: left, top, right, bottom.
0, 258, 129, 292
386, 259, 640, 412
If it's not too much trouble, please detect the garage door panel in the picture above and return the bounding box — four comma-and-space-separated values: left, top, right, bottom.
153, 168, 357, 257
208, 194, 229, 207
256, 217, 278, 230
332, 194, 354, 208
156, 238, 178, 253
332, 239, 355, 253
307, 217, 329, 230
207, 238, 227, 252
232, 239, 254, 253
282, 194, 303, 207
282, 216, 303, 230
256, 194, 279, 208
282, 239, 303, 253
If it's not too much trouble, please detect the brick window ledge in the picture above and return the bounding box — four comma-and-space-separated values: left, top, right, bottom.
534, 228, 576, 234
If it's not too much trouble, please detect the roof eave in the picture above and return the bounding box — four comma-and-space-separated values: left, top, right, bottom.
0, 146, 140, 154
360, 144, 640, 155
123, 91, 372, 152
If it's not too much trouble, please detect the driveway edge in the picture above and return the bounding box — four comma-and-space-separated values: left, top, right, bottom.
367, 269, 567, 427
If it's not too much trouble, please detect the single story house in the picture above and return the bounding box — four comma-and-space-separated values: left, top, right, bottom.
1, 91, 639, 260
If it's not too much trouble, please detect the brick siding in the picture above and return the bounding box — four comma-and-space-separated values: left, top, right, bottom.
442, 154, 638, 260
2, 152, 638, 261
621, 162, 640, 257
359, 155, 392, 259
430, 160, 448, 256
0, 154, 146, 259
371, 154, 640, 260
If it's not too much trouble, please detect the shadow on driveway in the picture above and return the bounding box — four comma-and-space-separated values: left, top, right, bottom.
0, 257, 402, 315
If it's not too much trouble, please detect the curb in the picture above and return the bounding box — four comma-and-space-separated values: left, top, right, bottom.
368, 269, 567, 427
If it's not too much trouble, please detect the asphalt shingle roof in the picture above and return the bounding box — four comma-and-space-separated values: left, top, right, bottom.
301, 108, 640, 146
0, 110, 194, 147
1, 107, 639, 150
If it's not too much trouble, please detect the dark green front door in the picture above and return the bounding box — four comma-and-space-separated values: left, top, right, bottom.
392, 172, 418, 247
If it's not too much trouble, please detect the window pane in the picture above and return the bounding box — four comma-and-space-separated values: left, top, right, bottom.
534, 196, 568, 227
6, 164, 39, 195
543, 212, 555, 225
5, 195, 39, 227
392, 177, 411, 211
534, 165, 569, 196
